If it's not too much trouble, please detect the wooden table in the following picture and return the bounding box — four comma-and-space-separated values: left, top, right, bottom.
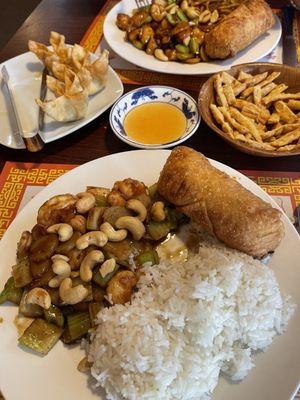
0, 0, 299, 173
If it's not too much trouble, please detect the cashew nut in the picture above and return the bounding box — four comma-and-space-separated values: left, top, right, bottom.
99, 258, 116, 278
70, 214, 87, 234
25, 287, 51, 310
199, 10, 211, 23
210, 9, 219, 23
115, 216, 145, 241
126, 199, 147, 222
76, 231, 108, 250
100, 222, 127, 242
186, 6, 200, 19
154, 49, 168, 61
76, 192, 96, 214
47, 223, 73, 242
59, 277, 88, 305
180, 0, 188, 11
80, 250, 105, 282
51, 254, 69, 262
151, 201, 166, 222
70, 270, 80, 278
49, 256, 71, 288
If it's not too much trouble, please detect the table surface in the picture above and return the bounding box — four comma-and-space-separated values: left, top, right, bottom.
0, 0, 299, 174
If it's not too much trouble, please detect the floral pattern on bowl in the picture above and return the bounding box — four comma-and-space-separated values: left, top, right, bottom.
109, 86, 200, 149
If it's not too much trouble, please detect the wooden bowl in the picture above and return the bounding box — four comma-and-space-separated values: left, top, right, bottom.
198, 62, 300, 157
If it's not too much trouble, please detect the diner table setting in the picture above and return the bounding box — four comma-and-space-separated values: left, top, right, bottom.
0, 0, 299, 399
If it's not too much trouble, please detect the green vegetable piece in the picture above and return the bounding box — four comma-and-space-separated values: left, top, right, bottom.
0, 277, 23, 305
189, 37, 199, 54
136, 250, 159, 266
166, 13, 177, 25
165, 207, 178, 230
88, 302, 102, 327
132, 40, 144, 50
44, 304, 64, 328
12, 258, 32, 288
19, 290, 44, 317
66, 312, 91, 341
18, 318, 63, 355
94, 195, 108, 207
147, 220, 171, 241
176, 52, 193, 60
168, 0, 176, 4
176, 9, 188, 21
175, 44, 190, 54
92, 264, 119, 288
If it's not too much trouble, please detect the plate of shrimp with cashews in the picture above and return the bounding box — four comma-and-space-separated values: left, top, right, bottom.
0, 169, 188, 356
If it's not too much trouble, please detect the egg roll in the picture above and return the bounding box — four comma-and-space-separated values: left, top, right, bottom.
204, 0, 275, 59
158, 147, 284, 258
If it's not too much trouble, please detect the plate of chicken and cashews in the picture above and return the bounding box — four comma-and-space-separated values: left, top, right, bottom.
0, 148, 299, 400
104, 0, 282, 75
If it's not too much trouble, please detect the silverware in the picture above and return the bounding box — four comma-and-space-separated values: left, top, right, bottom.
282, 6, 298, 67
38, 67, 47, 131
1, 65, 44, 152
135, 0, 150, 9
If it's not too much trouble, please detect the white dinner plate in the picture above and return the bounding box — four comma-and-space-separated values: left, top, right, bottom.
0, 51, 124, 149
0, 150, 299, 400
103, 0, 282, 76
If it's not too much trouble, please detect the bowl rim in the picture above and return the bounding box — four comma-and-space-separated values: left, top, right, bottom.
198, 62, 300, 157
109, 85, 201, 149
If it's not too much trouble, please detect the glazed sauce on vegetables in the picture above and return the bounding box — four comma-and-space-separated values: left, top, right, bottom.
124, 102, 186, 145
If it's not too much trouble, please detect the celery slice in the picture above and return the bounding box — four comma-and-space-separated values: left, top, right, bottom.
136, 250, 159, 266
19, 318, 63, 355
44, 304, 64, 328
88, 302, 102, 327
0, 276, 23, 305
66, 312, 91, 341
12, 258, 32, 288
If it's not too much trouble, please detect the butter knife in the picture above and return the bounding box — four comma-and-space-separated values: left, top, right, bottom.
1, 65, 44, 152
282, 6, 298, 67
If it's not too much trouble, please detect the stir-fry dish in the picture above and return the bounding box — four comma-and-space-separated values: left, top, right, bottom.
116, 0, 245, 63
0, 178, 187, 355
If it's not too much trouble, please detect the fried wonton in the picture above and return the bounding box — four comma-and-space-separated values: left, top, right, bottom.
36, 70, 88, 122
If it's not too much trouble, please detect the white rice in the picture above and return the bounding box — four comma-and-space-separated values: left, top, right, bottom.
87, 240, 295, 400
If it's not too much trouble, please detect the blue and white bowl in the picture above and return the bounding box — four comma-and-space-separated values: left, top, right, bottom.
109, 85, 200, 149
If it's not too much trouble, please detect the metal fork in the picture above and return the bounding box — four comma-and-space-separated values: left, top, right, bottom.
135, 0, 150, 8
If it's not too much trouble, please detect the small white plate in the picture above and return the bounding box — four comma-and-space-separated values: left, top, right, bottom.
0, 51, 124, 149
109, 86, 200, 148
0, 150, 299, 400
103, 0, 282, 76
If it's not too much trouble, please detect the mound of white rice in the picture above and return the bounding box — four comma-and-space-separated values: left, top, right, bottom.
87, 240, 295, 400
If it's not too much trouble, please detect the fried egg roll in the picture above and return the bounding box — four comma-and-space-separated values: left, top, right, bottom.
204, 0, 275, 59
158, 147, 284, 258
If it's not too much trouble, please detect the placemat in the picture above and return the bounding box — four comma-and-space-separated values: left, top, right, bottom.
0, 162, 299, 400
79, 0, 300, 91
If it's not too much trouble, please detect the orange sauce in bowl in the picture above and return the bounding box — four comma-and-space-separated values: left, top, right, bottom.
124, 102, 186, 145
